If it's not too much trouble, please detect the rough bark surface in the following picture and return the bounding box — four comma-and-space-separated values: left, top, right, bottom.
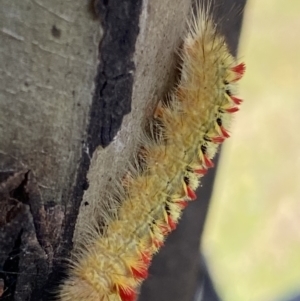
1, 0, 101, 299
0, 0, 246, 300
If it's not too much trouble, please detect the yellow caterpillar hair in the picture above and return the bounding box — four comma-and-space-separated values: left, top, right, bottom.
59, 3, 245, 301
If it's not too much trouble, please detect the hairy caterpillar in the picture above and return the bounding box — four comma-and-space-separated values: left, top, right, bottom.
59, 4, 245, 301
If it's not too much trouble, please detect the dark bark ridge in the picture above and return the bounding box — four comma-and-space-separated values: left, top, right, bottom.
0, 170, 55, 301
43, 1, 143, 300
90, 0, 143, 149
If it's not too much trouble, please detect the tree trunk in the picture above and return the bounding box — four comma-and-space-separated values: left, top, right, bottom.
0, 0, 246, 300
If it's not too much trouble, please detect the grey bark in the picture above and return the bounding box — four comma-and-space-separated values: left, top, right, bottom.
0, 0, 246, 300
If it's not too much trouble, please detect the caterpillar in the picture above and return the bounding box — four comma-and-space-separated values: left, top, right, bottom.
58, 3, 245, 301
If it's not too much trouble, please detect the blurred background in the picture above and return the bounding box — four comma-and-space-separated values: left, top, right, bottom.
202, 0, 300, 300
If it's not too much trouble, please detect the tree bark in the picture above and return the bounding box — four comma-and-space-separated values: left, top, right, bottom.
0, 0, 246, 300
